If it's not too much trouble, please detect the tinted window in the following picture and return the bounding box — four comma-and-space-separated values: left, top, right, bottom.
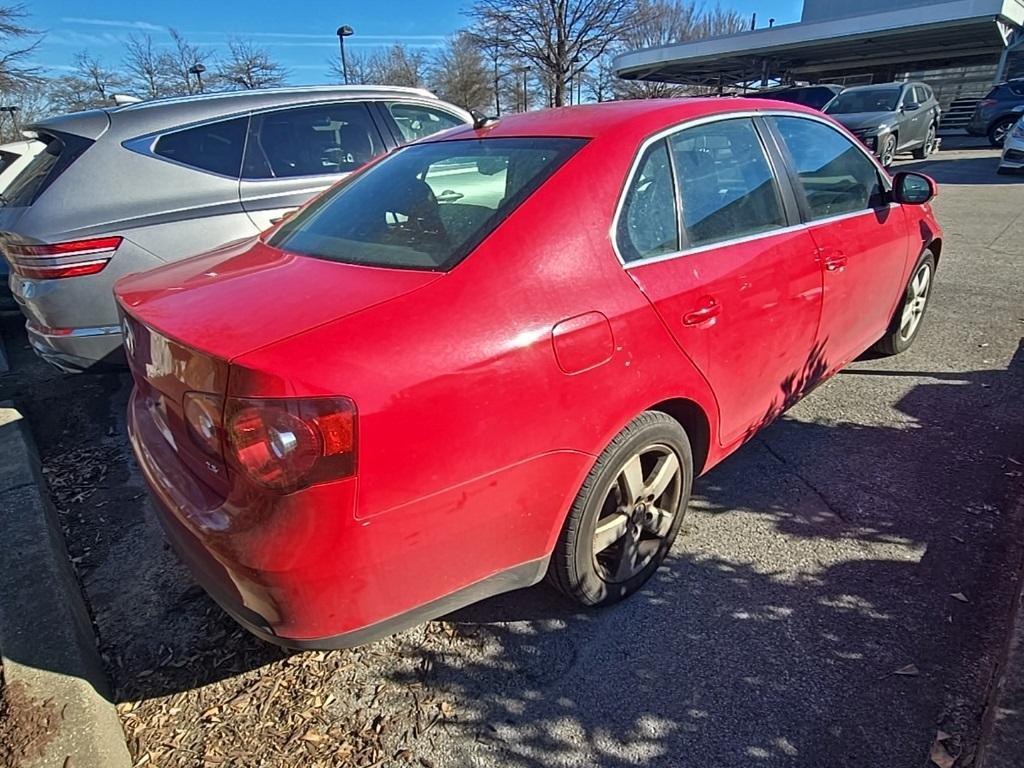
0, 149, 18, 174
387, 103, 465, 143
269, 137, 584, 271
3, 132, 91, 207
1008, 81, 1024, 97
768, 87, 838, 110
911, 86, 928, 104
244, 103, 383, 179
617, 141, 678, 262
154, 116, 247, 177
826, 88, 901, 113
772, 116, 885, 220
670, 118, 786, 248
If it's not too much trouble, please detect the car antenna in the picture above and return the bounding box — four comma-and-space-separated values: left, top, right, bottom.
470, 110, 499, 130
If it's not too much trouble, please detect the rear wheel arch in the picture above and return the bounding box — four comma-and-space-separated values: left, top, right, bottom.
648, 397, 711, 476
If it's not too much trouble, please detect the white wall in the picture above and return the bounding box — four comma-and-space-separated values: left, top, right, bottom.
801, 0, 950, 22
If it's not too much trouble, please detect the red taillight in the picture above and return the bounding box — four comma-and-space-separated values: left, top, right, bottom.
6, 236, 122, 280
979, 99, 999, 108
224, 397, 357, 492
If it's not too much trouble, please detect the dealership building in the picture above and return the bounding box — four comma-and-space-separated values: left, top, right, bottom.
613, 0, 1024, 128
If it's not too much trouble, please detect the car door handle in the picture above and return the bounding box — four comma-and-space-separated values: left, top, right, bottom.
823, 252, 848, 272
682, 298, 721, 326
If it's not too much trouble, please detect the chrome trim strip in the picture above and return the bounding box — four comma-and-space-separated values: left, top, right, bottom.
611, 109, 896, 270
27, 320, 122, 339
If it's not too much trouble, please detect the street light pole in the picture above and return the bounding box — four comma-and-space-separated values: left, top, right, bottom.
188, 63, 206, 94
336, 25, 354, 84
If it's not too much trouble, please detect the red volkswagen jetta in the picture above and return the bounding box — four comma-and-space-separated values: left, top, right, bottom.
116, 99, 941, 648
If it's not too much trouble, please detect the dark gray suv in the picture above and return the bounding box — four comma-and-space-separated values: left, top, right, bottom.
824, 81, 941, 166
0, 86, 471, 371
967, 79, 1024, 147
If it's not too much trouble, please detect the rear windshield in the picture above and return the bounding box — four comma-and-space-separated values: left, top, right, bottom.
768, 87, 837, 110
1, 132, 92, 208
268, 137, 586, 271
826, 88, 901, 114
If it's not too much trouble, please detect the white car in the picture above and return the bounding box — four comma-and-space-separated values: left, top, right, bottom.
998, 107, 1024, 174
0, 139, 44, 194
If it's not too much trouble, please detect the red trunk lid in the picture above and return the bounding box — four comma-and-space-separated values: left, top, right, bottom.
116, 238, 442, 363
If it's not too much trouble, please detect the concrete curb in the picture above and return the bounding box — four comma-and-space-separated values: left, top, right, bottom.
0, 402, 131, 768
977, 494, 1024, 768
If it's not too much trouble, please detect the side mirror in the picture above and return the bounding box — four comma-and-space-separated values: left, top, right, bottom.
893, 172, 936, 205
902, 102, 921, 112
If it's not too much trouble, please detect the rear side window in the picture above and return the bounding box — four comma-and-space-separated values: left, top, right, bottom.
269, 137, 585, 271
3, 132, 92, 208
387, 103, 466, 143
1008, 81, 1024, 97
0, 149, 18, 173
154, 116, 248, 177
617, 140, 678, 262
771, 116, 885, 220
670, 118, 786, 248
244, 102, 384, 179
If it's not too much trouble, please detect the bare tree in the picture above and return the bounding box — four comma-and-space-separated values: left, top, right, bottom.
468, 0, 638, 107
429, 33, 492, 112
48, 51, 128, 113
164, 28, 211, 95
613, 0, 748, 99
218, 38, 287, 89
372, 44, 427, 88
0, 79, 50, 141
123, 33, 172, 99
0, 4, 40, 91
328, 48, 376, 85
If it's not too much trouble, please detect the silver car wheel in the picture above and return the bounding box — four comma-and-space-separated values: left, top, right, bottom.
899, 261, 932, 341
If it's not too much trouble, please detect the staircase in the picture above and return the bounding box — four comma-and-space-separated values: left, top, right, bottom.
943, 97, 981, 131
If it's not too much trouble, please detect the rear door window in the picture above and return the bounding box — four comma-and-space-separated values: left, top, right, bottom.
154, 116, 248, 177
243, 102, 384, 179
669, 118, 787, 248
771, 116, 886, 220
386, 103, 466, 143
269, 137, 585, 271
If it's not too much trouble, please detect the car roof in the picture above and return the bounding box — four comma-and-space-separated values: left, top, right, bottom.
839, 83, 907, 92
32, 84, 468, 139
431, 98, 821, 142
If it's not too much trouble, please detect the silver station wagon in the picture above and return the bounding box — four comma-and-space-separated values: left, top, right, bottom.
0, 86, 471, 371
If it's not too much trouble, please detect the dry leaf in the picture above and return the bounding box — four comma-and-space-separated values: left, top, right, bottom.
894, 664, 919, 676
951, 593, 969, 603
930, 734, 956, 768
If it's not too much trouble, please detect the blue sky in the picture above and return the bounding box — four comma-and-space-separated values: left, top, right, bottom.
28, 0, 804, 84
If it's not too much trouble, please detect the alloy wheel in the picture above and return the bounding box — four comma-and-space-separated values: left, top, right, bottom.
994, 121, 1011, 146
591, 444, 683, 583
899, 261, 931, 341
880, 136, 897, 167
924, 126, 936, 156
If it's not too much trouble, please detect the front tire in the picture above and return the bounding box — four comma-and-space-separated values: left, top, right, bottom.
879, 134, 898, 167
548, 411, 693, 607
872, 251, 936, 356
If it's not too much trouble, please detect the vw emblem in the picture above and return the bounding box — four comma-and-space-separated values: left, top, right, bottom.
122, 318, 135, 357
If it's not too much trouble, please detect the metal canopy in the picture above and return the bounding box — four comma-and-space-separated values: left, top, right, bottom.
613, 0, 1024, 87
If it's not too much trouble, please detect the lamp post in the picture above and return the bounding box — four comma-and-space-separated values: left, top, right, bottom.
188, 63, 206, 93
336, 25, 354, 84
0, 105, 20, 136
513, 66, 529, 112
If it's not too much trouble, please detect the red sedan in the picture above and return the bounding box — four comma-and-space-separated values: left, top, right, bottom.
115, 98, 942, 648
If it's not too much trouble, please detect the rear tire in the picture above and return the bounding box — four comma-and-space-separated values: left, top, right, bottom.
911, 124, 937, 159
989, 116, 1016, 148
872, 251, 936, 356
547, 411, 692, 607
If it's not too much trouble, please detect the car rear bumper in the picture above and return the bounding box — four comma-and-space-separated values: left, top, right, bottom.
25, 320, 125, 372
127, 386, 553, 648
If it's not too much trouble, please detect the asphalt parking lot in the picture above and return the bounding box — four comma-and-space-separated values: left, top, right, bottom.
1, 142, 1022, 767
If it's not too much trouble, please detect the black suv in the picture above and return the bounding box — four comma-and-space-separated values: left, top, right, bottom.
968, 79, 1024, 147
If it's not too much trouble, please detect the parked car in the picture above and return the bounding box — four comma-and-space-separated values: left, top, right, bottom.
825, 81, 941, 166
116, 98, 942, 649
997, 107, 1024, 174
0, 139, 44, 309
0, 86, 472, 372
757, 84, 844, 111
967, 79, 1024, 147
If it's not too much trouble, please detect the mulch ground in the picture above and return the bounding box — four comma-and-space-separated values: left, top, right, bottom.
0, 666, 61, 767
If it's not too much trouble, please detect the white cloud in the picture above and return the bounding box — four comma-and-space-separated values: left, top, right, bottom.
60, 16, 166, 32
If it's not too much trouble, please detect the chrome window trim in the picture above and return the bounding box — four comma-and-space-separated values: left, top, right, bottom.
611, 108, 895, 270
